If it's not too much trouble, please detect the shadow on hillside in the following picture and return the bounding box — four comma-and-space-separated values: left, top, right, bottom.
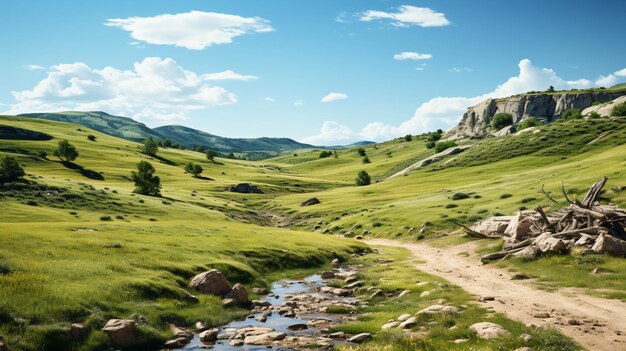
194, 176, 215, 181
150, 154, 177, 166
59, 161, 105, 181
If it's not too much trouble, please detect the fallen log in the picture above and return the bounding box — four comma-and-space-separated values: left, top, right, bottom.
481, 247, 525, 263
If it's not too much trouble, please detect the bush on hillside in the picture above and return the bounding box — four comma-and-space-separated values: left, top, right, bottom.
451, 192, 469, 200
491, 113, 513, 129
185, 163, 203, 177
517, 117, 541, 130
357, 148, 366, 157
87, 134, 97, 141
611, 102, 626, 116
205, 149, 216, 161
355, 170, 371, 186
142, 137, 159, 156
362, 156, 371, 164
53, 140, 79, 162
561, 108, 582, 120
0, 155, 25, 183
404, 134, 412, 142
588, 111, 600, 119
319, 150, 333, 158
131, 161, 161, 196
434, 140, 457, 153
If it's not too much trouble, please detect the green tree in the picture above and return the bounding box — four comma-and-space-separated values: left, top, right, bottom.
611, 102, 626, 117
142, 137, 159, 156
491, 113, 513, 129
162, 139, 172, 148
131, 161, 161, 196
404, 134, 412, 142
185, 163, 203, 177
194, 145, 204, 152
0, 155, 25, 183
53, 140, 79, 162
226, 152, 235, 159
355, 170, 371, 186
205, 149, 216, 161
357, 148, 366, 157
362, 156, 371, 164
547, 85, 555, 92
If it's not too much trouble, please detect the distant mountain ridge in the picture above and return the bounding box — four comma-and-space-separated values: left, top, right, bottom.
17, 111, 326, 158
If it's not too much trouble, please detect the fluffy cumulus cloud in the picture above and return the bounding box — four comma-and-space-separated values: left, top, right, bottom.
105, 11, 273, 50
596, 68, 626, 87
321, 92, 348, 103
394, 52, 432, 60
360, 5, 450, 27
5, 57, 241, 122
201, 70, 258, 81
301, 121, 353, 144
304, 59, 626, 145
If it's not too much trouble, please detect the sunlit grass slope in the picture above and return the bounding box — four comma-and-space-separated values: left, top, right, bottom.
0, 115, 364, 350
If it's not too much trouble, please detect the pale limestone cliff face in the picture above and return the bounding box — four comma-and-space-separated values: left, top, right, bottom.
449, 90, 626, 138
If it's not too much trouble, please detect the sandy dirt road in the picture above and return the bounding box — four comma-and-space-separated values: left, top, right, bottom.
367, 239, 626, 351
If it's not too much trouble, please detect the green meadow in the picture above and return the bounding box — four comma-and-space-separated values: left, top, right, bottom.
1, 114, 625, 349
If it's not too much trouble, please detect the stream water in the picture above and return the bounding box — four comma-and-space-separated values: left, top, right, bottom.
179, 272, 353, 350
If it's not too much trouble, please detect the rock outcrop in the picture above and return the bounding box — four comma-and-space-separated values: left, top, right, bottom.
450, 90, 626, 138
102, 319, 138, 347
189, 269, 233, 295
229, 183, 263, 194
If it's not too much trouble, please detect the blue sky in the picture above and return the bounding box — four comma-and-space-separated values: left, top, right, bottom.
1, 0, 625, 145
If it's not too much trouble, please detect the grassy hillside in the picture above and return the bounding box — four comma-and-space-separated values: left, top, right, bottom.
0, 115, 364, 350
154, 124, 315, 157
19, 111, 163, 142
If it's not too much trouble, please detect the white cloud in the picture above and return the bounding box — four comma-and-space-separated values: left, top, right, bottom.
596, 67, 626, 87
293, 99, 304, 106
5, 57, 239, 122
264, 97, 275, 102
449, 67, 473, 73
24, 64, 45, 70
301, 121, 353, 145
321, 92, 348, 103
201, 70, 258, 81
105, 11, 273, 50
360, 5, 450, 27
394, 52, 432, 60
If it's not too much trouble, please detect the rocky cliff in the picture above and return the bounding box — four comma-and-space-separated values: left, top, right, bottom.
449, 90, 626, 138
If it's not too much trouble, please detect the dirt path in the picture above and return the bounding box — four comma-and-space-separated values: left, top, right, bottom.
367, 239, 626, 351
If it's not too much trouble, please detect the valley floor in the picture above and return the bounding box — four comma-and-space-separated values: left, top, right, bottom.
368, 239, 626, 351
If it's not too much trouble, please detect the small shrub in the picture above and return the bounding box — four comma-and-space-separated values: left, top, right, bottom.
561, 108, 582, 120
473, 194, 482, 199
362, 156, 371, 164
425, 141, 436, 149
477, 209, 488, 214
357, 148, 367, 157
500, 193, 513, 199
445, 204, 458, 209
491, 113, 513, 129
451, 193, 469, 200
100, 215, 112, 221
434, 140, 456, 153
38, 151, 48, 159
87, 134, 97, 141
577, 254, 605, 265
0, 262, 11, 275
588, 111, 601, 119
25, 200, 38, 206
404, 134, 412, 142
521, 197, 537, 203
511, 273, 530, 280
0, 155, 26, 183
115, 215, 124, 220
319, 150, 333, 158
372, 221, 383, 228
517, 117, 541, 130
611, 102, 626, 117
184, 163, 203, 177
355, 170, 371, 186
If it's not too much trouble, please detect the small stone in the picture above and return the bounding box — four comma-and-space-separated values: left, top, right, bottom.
533, 312, 550, 318
514, 348, 535, 351
163, 338, 188, 349
469, 322, 509, 339
229, 339, 244, 346
199, 328, 219, 342
479, 296, 495, 302
590, 267, 609, 274
252, 287, 269, 294
567, 319, 582, 325
419, 290, 431, 297
397, 313, 412, 321
347, 333, 372, 343
370, 290, 385, 298
398, 290, 411, 298
331, 258, 340, 266
194, 321, 207, 331
399, 317, 417, 329
320, 271, 335, 279
69, 323, 88, 340
288, 323, 308, 331
382, 321, 400, 329
222, 298, 236, 307
520, 333, 533, 342
328, 332, 345, 339
454, 338, 469, 344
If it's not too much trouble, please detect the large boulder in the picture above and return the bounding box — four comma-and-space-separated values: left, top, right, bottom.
504, 212, 533, 246
514, 246, 539, 259
301, 197, 321, 206
471, 216, 512, 236
224, 283, 249, 305
189, 269, 232, 295
244, 332, 286, 345
229, 183, 263, 194
534, 234, 570, 254
347, 333, 372, 343
102, 319, 138, 347
591, 234, 626, 257
469, 322, 509, 339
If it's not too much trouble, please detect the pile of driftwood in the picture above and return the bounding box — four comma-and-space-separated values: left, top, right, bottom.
456, 177, 626, 262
